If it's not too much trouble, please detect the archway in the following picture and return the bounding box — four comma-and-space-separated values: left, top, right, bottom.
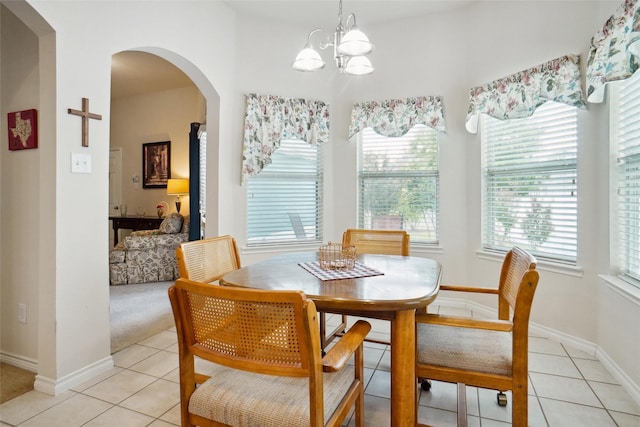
108, 49, 219, 350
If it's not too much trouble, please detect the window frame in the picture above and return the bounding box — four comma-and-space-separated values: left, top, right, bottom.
245, 138, 324, 247
480, 101, 579, 263
356, 125, 440, 245
610, 71, 640, 288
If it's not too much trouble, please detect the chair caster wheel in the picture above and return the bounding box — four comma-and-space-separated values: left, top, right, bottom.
497, 392, 507, 406
420, 380, 431, 391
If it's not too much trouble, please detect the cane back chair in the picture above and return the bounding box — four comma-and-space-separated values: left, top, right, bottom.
318, 228, 410, 351
176, 235, 241, 283
169, 278, 371, 427
415, 246, 539, 427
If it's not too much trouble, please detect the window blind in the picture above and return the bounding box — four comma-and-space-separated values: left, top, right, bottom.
198, 128, 207, 233
358, 125, 439, 244
247, 139, 323, 246
614, 71, 640, 285
481, 101, 578, 262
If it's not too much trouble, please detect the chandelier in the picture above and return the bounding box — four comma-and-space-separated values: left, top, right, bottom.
292, 0, 374, 76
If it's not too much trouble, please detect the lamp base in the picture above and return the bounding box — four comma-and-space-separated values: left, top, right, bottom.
175, 200, 182, 213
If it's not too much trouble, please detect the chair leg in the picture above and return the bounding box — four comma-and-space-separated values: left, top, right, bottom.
319, 312, 347, 352
457, 383, 467, 427
512, 384, 528, 427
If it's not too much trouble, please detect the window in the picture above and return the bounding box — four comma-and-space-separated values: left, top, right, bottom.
357, 125, 439, 244
246, 139, 323, 246
198, 127, 207, 238
481, 101, 578, 262
612, 71, 640, 287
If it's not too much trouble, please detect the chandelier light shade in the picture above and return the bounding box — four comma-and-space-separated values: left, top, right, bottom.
344, 56, 374, 75
292, 0, 374, 75
292, 46, 326, 71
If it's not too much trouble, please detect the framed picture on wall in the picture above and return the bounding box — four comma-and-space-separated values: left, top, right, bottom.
142, 141, 171, 188
7, 109, 38, 151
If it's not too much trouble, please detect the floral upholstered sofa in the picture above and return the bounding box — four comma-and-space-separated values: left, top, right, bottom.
109, 213, 189, 285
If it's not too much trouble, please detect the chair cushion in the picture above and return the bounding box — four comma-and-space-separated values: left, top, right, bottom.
416, 323, 512, 377
159, 213, 183, 234
189, 363, 355, 426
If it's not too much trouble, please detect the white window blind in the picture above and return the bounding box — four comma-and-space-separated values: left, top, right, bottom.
198, 127, 207, 235
481, 101, 578, 262
357, 125, 439, 244
613, 71, 640, 286
246, 139, 323, 246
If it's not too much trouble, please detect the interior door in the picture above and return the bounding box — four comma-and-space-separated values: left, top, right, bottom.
109, 147, 123, 216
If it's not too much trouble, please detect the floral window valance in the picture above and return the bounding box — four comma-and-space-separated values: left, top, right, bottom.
465, 54, 587, 134
586, 0, 640, 103
348, 96, 446, 140
242, 93, 329, 178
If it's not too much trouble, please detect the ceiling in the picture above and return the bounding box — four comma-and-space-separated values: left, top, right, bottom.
110, 1, 475, 99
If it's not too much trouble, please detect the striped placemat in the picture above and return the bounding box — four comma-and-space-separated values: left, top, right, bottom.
298, 261, 384, 281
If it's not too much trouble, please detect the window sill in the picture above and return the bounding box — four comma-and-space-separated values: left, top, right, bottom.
599, 275, 640, 305
476, 249, 584, 277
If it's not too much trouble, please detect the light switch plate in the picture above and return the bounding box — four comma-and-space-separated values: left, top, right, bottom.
71, 153, 91, 173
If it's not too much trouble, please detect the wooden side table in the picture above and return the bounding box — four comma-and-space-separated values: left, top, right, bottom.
109, 215, 164, 246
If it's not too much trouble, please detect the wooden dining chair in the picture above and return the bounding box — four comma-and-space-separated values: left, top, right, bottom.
169, 277, 371, 427
415, 246, 539, 427
318, 228, 410, 351
176, 235, 241, 283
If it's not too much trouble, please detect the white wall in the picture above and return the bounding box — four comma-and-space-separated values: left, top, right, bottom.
1, 0, 637, 400
0, 4, 41, 369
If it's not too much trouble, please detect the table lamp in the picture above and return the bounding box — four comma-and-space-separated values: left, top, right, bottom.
167, 178, 189, 213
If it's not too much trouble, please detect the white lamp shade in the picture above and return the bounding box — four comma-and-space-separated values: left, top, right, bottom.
337, 28, 373, 56
292, 47, 326, 71
344, 56, 374, 75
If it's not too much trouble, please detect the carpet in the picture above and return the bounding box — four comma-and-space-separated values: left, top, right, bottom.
110, 281, 175, 353
0, 363, 35, 404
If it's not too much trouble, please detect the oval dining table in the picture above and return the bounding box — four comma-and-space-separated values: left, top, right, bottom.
220, 251, 442, 427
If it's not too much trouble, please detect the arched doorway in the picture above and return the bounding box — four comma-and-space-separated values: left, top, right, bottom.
108, 49, 218, 351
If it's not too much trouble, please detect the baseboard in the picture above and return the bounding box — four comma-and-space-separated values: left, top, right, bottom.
0, 351, 38, 373
435, 297, 640, 407
34, 356, 114, 395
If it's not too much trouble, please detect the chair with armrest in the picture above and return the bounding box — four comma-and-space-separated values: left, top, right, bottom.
168, 277, 371, 427
318, 228, 410, 352
176, 235, 241, 283
415, 246, 539, 427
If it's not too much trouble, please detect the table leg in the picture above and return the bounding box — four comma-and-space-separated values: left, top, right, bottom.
390, 309, 416, 427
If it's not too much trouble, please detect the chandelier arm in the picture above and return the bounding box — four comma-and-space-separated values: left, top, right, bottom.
345, 13, 357, 29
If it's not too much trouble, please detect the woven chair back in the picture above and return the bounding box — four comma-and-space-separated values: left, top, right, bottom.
172, 278, 318, 376
176, 235, 241, 283
342, 229, 410, 256
497, 246, 538, 321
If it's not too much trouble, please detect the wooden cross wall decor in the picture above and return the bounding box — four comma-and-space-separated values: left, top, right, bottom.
67, 97, 102, 147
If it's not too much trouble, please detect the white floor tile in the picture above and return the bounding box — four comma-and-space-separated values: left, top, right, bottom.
18, 394, 111, 427
528, 353, 581, 378
573, 358, 618, 383
119, 379, 179, 418
128, 350, 178, 378
82, 369, 157, 404
609, 410, 640, 426
112, 344, 160, 368
81, 405, 154, 427
530, 372, 602, 407
0, 390, 76, 426
528, 336, 567, 356
589, 381, 640, 416
538, 397, 617, 427
137, 331, 177, 350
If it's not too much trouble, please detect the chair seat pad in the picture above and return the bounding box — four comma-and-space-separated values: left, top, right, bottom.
189, 363, 355, 426
417, 322, 512, 377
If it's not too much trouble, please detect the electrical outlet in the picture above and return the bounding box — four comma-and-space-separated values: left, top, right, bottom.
18, 303, 27, 323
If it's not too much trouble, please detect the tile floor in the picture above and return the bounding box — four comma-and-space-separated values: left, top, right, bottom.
1, 304, 639, 427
